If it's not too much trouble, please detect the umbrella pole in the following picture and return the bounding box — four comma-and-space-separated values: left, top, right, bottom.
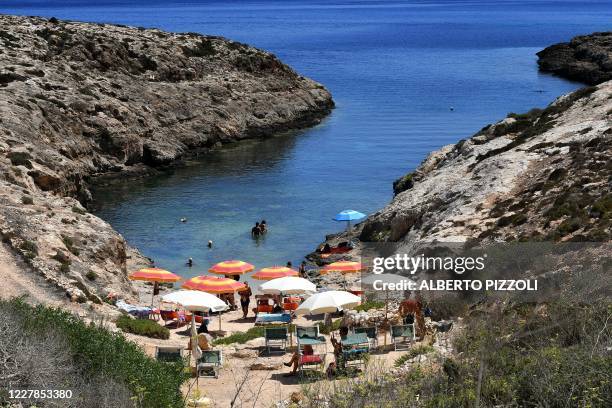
219, 311, 222, 332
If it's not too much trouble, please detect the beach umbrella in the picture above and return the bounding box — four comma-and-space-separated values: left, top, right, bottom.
320, 261, 364, 275
129, 267, 181, 282
129, 267, 181, 306
259, 276, 316, 295
161, 290, 229, 313
295, 290, 361, 315
252, 266, 299, 281
208, 260, 254, 276
182, 276, 245, 331
182, 275, 246, 293
333, 210, 366, 239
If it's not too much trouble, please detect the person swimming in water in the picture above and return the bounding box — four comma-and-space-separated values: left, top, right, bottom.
259, 220, 267, 233
187, 257, 193, 267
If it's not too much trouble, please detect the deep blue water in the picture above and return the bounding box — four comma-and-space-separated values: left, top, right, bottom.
3, 1, 611, 283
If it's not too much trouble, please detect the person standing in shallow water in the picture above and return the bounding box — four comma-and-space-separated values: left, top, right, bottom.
251, 222, 261, 238
259, 220, 267, 234
299, 261, 306, 277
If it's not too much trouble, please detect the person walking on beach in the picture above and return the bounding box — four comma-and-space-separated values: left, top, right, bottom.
239, 282, 252, 319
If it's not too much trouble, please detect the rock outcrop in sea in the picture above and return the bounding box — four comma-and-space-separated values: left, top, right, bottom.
0, 15, 333, 303
537, 31, 612, 85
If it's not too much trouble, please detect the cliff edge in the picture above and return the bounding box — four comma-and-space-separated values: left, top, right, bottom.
0, 15, 333, 303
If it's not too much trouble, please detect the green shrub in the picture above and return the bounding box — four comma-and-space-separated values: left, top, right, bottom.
394, 345, 435, 367
317, 318, 343, 335
354, 300, 385, 312
72, 205, 87, 215
62, 234, 80, 256
19, 239, 38, 255
1, 299, 187, 407
212, 324, 296, 345
21, 195, 34, 205
85, 270, 97, 281
116, 315, 170, 340
393, 172, 414, 195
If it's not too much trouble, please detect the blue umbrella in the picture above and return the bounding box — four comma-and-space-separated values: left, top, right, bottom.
333, 210, 366, 239
333, 210, 366, 222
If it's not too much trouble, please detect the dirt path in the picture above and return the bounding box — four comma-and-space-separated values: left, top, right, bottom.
0, 243, 67, 306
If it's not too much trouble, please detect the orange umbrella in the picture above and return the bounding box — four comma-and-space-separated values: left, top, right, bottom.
129, 267, 181, 306
208, 260, 254, 276
252, 266, 299, 281
182, 275, 246, 331
129, 267, 182, 282
182, 275, 246, 294
320, 261, 364, 275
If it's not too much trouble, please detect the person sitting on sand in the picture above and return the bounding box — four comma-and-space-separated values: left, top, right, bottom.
239, 282, 252, 319
188, 332, 211, 351
283, 345, 314, 376
251, 222, 261, 238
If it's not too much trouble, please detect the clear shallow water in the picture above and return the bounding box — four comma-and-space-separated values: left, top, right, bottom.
4, 1, 611, 282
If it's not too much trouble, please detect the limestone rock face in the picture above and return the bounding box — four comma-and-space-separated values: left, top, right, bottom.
357, 83, 611, 247
537, 32, 612, 85
0, 15, 333, 301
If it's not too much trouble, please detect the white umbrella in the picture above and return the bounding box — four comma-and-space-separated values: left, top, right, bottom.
161, 290, 229, 313
295, 290, 361, 315
259, 277, 317, 295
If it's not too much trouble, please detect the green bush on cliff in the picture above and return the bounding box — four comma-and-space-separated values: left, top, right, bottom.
0, 299, 187, 408
116, 314, 170, 340
303, 300, 611, 407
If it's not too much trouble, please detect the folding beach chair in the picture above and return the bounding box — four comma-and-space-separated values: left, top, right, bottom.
296, 326, 326, 375
264, 326, 288, 354
197, 350, 223, 378
155, 346, 184, 363
391, 324, 415, 351
354, 326, 378, 349
341, 332, 370, 370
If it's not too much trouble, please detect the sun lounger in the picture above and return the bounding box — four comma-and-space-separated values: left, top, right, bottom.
296, 326, 326, 375
155, 346, 184, 363
354, 326, 378, 348
255, 313, 291, 325
197, 350, 223, 378
159, 310, 188, 327
296, 326, 326, 346
340, 332, 370, 369
391, 324, 415, 351
116, 299, 152, 319
264, 326, 289, 354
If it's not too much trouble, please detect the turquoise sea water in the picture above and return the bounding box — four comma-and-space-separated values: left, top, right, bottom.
3, 1, 611, 283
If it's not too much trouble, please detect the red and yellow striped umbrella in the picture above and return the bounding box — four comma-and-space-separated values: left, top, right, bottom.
129, 267, 181, 283
208, 260, 255, 276
320, 261, 364, 275
252, 266, 299, 281
182, 275, 246, 294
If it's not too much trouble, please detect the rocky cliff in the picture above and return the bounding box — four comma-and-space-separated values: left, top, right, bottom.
537, 31, 612, 85
0, 15, 333, 303
311, 34, 611, 267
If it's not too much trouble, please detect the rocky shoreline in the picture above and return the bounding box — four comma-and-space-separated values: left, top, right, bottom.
0, 15, 333, 304
310, 31, 611, 272
537, 31, 612, 85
